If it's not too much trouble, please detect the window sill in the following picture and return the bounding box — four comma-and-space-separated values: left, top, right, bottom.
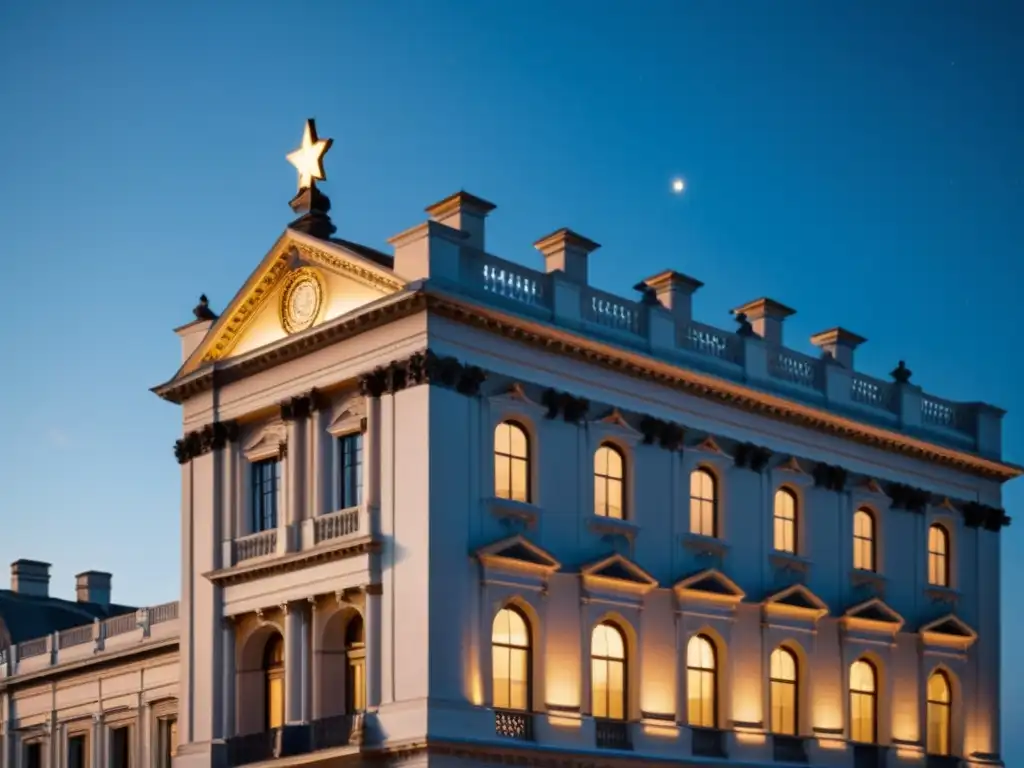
489, 497, 540, 528
924, 585, 960, 606
850, 569, 887, 595
681, 533, 728, 557
588, 515, 639, 542
769, 551, 811, 574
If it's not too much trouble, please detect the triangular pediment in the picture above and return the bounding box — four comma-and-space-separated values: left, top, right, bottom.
178, 229, 405, 376
919, 614, 977, 651
476, 535, 560, 573
489, 382, 543, 411
581, 554, 658, 593
842, 598, 905, 633
858, 478, 886, 496
243, 422, 287, 460
692, 436, 726, 456
594, 408, 642, 438
763, 584, 829, 621
775, 456, 809, 475
673, 568, 745, 604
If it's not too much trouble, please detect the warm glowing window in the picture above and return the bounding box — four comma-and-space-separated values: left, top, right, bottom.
345, 615, 366, 713
594, 444, 625, 519
264, 634, 285, 730
927, 671, 951, 756
928, 524, 949, 587
494, 422, 530, 503
591, 622, 627, 720
492, 607, 531, 711
689, 468, 717, 537
853, 509, 875, 572
769, 647, 798, 735
686, 634, 717, 728
773, 488, 797, 554
849, 659, 877, 743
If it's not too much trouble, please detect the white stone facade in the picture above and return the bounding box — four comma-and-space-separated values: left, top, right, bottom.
1, 191, 1015, 768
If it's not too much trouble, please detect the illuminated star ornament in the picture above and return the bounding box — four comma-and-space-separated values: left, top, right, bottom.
286, 118, 333, 191
672, 178, 686, 194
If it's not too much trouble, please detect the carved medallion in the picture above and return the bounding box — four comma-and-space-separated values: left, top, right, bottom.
280, 268, 325, 334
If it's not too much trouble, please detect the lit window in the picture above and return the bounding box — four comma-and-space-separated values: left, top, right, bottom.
773, 488, 797, 554
928, 524, 949, 587
345, 615, 366, 713
594, 444, 625, 519
591, 622, 627, 720
769, 647, 798, 735
337, 433, 363, 509
492, 607, 531, 711
686, 634, 717, 728
250, 459, 281, 532
494, 422, 530, 503
849, 659, 877, 743
927, 671, 951, 756
853, 509, 875, 572
689, 468, 717, 537
264, 634, 285, 730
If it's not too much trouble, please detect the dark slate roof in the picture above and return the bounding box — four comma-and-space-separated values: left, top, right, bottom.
329, 237, 394, 270
0, 590, 136, 645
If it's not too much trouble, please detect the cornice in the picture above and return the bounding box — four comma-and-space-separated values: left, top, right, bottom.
174, 420, 239, 464
205, 536, 379, 586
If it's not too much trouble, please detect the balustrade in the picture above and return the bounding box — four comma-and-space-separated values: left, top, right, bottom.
58, 625, 93, 649
314, 507, 360, 544
594, 719, 631, 750
234, 530, 277, 562
494, 710, 533, 741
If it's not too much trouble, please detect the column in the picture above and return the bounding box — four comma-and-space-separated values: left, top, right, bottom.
283, 603, 305, 724
363, 396, 381, 533
365, 586, 382, 708
91, 714, 102, 768
309, 403, 326, 519
282, 416, 305, 553
221, 619, 236, 738
300, 601, 312, 723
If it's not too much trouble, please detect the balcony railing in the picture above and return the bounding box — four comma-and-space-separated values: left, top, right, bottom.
17, 638, 48, 659
315, 507, 360, 544
494, 710, 533, 741
58, 624, 94, 649
310, 713, 363, 751
773, 734, 808, 763
594, 718, 631, 750
691, 727, 726, 758
234, 529, 277, 562
226, 716, 363, 767
103, 612, 138, 638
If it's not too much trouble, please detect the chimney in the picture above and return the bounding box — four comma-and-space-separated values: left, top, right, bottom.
11, 560, 50, 598
175, 295, 218, 363
810, 327, 867, 369
732, 297, 795, 346
425, 191, 496, 251
643, 270, 704, 323
75, 571, 112, 607
534, 228, 600, 284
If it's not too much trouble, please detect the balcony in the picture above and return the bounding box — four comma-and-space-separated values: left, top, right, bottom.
772, 734, 808, 763
594, 718, 631, 750
226, 715, 363, 767
494, 710, 533, 741
691, 727, 726, 758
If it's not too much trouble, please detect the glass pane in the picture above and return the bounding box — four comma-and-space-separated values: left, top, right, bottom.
592, 659, 608, 718
492, 609, 510, 644
268, 676, 285, 729
495, 423, 510, 455
594, 446, 608, 475
510, 648, 528, 710
594, 476, 607, 516
493, 646, 510, 709
928, 672, 950, 703
607, 479, 622, 519
509, 424, 527, 459
495, 458, 510, 499
605, 625, 625, 659
508, 610, 528, 647
927, 702, 949, 755
606, 447, 623, 478
608, 660, 625, 720
511, 459, 528, 502
592, 624, 609, 657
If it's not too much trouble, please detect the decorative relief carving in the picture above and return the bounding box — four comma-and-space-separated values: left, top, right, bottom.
541, 389, 589, 424
174, 420, 239, 464
961, 501, 1009, 531
885, 483, 931, 513
638, 416, 684, 451
812, 463, 847, 492
357, 350, 487, 398
733, 442, 772, 472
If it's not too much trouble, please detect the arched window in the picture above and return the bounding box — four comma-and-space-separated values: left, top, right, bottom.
344, 615, 366, 713
769, 647, 798, 735
928, 524, 949, 587
773, 488, 797, 554
492, 607, 531, 711
853, 508, 876, 572
927, 671, 952, 756
591, 622, 627, 720
849, 659, 877, 743
686, 634, 717, 728
263, 633, 285, 730
494, 422, 530, 503
689, 468, 717, 537
594, 444, 625, 519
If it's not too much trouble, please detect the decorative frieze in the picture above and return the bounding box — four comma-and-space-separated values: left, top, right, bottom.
961, 502, 1010, 531
541, 389, 589, 424
638, 416, 684, 451
812, 463, 847, 492
357, 350, 487, 398
174, 420, 239, 464
733, 442, 772, 472
885, 482, 931, 513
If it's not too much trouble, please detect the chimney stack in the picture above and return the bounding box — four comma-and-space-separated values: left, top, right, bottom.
75, 571, 112, 607
534, 228, 600, 284
175, 295, 218, 363
11, 560, 50, 598
732, 298, 796, 346
810, 327, 867, 369
425, 191, 496, 251
643, 270, 704, 323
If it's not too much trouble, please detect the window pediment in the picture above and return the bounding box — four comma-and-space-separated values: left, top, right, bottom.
476, 535, 560, 578
919, 614, 977, 652
581, 553, 657, 596
589, 408, 643, 444
690, 435, 727, 456
762, 584, 829, 623
488, 382, 545, 414
841, 597, 904, 635
673, 568, 745, 606
244, 422, 287, 461
327, 407, 364, 436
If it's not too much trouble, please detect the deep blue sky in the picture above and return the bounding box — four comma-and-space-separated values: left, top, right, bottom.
1, 0, 1021, 755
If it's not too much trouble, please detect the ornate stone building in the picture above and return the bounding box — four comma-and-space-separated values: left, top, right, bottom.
0, 122, 1016, 768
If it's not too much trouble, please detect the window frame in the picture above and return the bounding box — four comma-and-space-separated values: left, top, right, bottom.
491, 605, 532, 712
249, 458, 281, 533
590, 621, 628, 721
493, 420, 532, 504
686, 634, 718, 729
853, 508, 876, 572
263, 633, 286, 731
773, 487, 798, 554
849, 659, 877, 744
66, 731, 89, 768
22, 739, 44, 768
688, 466, 720, 536
926, 670, 952, 756
593, 443, 626, 520
928, 524, 950, 587
334, 432, 364, 511
109, 724, 131, 768
769, 646, 798, 736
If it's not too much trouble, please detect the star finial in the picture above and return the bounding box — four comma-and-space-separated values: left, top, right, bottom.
286, 118, 333, 192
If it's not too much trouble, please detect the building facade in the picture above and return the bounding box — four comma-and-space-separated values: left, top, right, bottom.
1, 133, 1017, 768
